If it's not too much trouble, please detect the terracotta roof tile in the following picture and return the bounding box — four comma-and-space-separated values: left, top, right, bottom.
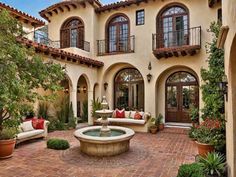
0, 2, 45, 27
18, 37, 104, 68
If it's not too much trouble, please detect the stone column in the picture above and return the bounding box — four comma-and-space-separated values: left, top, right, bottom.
87, 90, 93, 125
70, 87, 77, 118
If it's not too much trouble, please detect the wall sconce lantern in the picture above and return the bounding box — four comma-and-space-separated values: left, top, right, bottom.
83, 86, 87, 93
104, 82, 108, 91
147, 73, 152, 83
219, 75, 228, 101
148, 62, 152, 70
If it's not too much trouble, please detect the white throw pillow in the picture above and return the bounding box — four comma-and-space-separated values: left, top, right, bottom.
21, 121, 35, 132
130, 111, 136, 119
125, 111, 131, 118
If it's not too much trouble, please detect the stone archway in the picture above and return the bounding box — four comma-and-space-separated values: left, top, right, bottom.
77, 75, 89, 122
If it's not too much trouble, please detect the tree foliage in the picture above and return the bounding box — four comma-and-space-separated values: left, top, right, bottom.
201, 22, 225, 120
0, 10, 65, 131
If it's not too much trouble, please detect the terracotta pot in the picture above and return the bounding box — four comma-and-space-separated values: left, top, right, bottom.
159, 123, 164, 131
149, 126, 158, 134
0, 139, 16, 159
195, 141, 214, 157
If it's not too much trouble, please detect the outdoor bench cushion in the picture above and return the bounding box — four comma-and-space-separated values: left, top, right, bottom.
98, 118, 146, 125
17, 129, 44, 140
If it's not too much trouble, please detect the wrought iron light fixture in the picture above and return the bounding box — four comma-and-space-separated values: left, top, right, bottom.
83, 86, 87, 93
147, 73, 152, 83
147, 62, 152, 83
219, 75, 228, 101
104, 82, 108, 91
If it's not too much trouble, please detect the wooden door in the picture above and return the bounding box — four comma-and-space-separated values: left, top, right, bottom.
166, 72, 199, 123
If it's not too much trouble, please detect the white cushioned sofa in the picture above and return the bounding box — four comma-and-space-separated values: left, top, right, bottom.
97, 110, 151, 132
16, 120, 50, 144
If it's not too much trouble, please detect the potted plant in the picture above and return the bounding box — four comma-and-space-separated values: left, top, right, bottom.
157, 114, 164, 131
149, 117, 159, 134
0, 118, 19, 159
194, 119, 222, 157
188, 126, 198, 142
189, 105, 199, 128
91, 98, 102, 124
198, 152, 226, 177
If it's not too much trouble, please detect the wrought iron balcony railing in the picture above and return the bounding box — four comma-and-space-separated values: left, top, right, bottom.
33, 32, 60, 49
152, 26, 201, 50
97, 35, 135, 56
33, 31, 90, 52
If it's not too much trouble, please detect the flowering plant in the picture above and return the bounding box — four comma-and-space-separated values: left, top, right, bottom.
192, 118, 225, 149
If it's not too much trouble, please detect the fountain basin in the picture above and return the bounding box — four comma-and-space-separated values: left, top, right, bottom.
74, 126, 135, 157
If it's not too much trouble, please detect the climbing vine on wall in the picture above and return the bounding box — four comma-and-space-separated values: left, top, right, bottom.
201, 22, 225, 120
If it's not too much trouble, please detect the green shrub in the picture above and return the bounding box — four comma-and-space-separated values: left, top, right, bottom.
38, 101, 50, 120
91, 98, 102, 118
67, 102, 76, 129
47, 138, 70, 150
81, 100, 88, 122
177, 163, 205, 177
0, 127, 18, 140
48, 118, 66, 132
198, 152, 226, 177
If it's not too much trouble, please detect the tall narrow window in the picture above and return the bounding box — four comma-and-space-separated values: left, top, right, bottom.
136, 9, 145, 25
107, 15, 129, 53
157, 5, 189, 48
60, 18, 84, 49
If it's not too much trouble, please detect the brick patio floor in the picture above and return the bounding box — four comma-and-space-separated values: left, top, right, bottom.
0, 127, 197, 177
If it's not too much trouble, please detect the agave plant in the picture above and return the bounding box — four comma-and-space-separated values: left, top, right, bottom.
198, 152, 226, 177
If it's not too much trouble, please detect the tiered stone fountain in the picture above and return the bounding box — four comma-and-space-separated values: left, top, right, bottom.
74, 96, 135, 157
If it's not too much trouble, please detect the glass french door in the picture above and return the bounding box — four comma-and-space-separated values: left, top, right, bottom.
108, 16, 129, 53
166, 72, 199, 123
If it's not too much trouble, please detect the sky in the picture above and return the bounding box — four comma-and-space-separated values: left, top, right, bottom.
0, 0, 117, 19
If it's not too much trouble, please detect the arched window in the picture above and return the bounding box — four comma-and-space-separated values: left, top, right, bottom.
157, 5, 189, 47
166, 71, 199, 123
60, 17, 84, 49
114, 68, 144, 110
107, 15, 129, 53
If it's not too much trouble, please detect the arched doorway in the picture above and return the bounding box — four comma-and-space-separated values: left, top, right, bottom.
166, 71, 199, 123
77, 75, 88, 122
114, 68, 144, 111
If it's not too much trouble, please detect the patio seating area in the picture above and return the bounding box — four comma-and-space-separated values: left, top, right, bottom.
0, 128, 197, 177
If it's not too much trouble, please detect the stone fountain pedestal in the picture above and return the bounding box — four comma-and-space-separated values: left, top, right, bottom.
74, 96, 135, 157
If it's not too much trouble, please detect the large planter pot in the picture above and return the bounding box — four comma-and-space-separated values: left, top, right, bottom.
0, 139, 16, 159
195, 141, 214, 157
149, 126, 158, 134
159, 123, 164, 131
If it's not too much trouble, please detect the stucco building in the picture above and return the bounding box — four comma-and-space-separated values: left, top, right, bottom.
4, 0, 236, 176
34, 0, 222, 127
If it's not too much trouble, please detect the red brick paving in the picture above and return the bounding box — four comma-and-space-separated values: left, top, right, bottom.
0, 127, 197, 177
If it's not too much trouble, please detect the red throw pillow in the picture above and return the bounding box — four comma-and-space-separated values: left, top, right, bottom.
31, 118, 38, 129
31, 118, 45, 129
134, 112, 142, 120
36, 118, 45, 129
116, 109, 125, 118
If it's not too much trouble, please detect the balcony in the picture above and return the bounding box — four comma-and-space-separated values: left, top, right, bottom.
152, 26, 201, 59
97, 35, 135, 56
33, 31, 90, 52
